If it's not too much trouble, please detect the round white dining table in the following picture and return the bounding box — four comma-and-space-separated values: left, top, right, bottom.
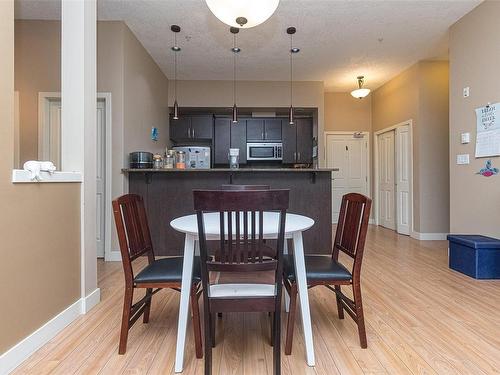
171, 212, 316, 372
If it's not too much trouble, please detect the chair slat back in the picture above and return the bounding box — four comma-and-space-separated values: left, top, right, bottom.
112, 194, 154, 268
333, 193, 372, 267
194, 190, 289, 274
220, 184, 270, 191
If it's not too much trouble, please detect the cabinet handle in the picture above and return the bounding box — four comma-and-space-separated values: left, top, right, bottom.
294, 152, 297, 162
192, 128, 195, 138
262, 131, 264, 140
298, 152, 301, 161
188, 128, 191, 138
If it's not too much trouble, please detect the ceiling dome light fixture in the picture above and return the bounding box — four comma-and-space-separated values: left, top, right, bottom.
350, 76, 371, 99
171, 25, 181, 120
287, 26, 299, 125
230, 27, 240, 123
205, 0, 280, 28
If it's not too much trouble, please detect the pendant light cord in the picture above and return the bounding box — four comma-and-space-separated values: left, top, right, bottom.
290, 33, 293, 107
174, 32, 178, 102
233, 33, 237, 106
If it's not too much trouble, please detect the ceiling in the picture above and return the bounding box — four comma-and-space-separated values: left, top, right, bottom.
15, 0, 481, 92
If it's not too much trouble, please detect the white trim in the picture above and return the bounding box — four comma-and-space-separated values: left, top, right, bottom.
374, 120, 414, 234
38, 92, 61, 163
105, 250, 122, 262
411, 231, 448, 241
14, 91, 20, 168
12, 169, 82, 183
0, 288, 100, 375
81, 288, 101, 314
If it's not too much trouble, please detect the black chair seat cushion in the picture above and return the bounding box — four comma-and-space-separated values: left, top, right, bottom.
284, 254, 352, 282
134, 256, 201, 284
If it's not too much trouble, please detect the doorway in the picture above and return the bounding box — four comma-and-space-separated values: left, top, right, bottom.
325, 132, 370, 223
375, 122, 412, 235
39, 92, 112, 258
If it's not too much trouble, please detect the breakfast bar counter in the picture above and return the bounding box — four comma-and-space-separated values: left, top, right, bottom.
124, 168, 335, 256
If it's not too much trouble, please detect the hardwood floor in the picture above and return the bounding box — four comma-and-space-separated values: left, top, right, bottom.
12, 226, 500, 375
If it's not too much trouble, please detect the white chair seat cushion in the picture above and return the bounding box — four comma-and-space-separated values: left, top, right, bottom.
209, 283, 276, 298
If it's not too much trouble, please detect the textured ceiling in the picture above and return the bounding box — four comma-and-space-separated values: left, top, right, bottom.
15, 0, 481, 92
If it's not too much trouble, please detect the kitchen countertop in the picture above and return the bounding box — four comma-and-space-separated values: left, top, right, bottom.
123, 168, 338, 173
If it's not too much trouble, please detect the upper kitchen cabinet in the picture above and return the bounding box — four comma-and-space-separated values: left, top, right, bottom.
213, 117, 247, 165
282, 117, 313, 164
169, 114, 213, 142
246, 118, 282, 141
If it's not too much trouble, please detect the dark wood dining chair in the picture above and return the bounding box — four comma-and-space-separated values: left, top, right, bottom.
283, 192, 372, 354
193, 189, 289, 375
112, 194, 203, 357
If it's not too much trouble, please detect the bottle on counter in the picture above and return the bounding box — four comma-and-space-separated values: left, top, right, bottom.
153, 154, 164, 169
164, 150, 176, 169
176, 150, 186, 169
228, 148, 239, 169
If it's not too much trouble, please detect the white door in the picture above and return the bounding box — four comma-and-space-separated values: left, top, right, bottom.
326, 134, 369, 223
395, 125, 411, 235
96, 100, 106, 258
378, 130, 396, 230
42, 96, 107, 257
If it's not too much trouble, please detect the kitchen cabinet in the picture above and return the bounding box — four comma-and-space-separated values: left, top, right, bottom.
170, 115, 213, 142
246, 118, 282, 141
213, 117, 247, 165
282, 117, 313, 164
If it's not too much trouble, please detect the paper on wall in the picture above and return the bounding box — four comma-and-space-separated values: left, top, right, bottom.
475, 103, 500, 158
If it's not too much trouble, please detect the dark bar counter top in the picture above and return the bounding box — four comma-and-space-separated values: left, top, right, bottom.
125, 167, 334, 256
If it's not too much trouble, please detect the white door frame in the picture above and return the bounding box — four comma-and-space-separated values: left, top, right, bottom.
324, 131, 371, 198
38, 92, 113, 261
374, 120, 413, 234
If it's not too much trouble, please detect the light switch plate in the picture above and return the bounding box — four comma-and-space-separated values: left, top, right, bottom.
463, 87, 470, 98
457, 154, 470, 165
461, 132, 470, 144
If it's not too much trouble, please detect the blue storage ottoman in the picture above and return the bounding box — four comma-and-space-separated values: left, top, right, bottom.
447, 235, 500, 279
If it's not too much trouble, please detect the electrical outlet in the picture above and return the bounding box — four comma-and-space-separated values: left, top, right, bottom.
456, 154, 470, 165
463, 87, 470, 98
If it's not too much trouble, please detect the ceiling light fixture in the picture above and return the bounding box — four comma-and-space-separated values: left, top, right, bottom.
205, 0, 279, 28
230, 27, 240, 123
171, 25, 181, 120
350, 76, 371, 99
287, 26, 299, 125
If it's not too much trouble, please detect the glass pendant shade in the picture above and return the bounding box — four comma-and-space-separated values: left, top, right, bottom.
288, 105, 294, 125
232, 104, 238, 123
206, 0, 279, 28
173, 100, 179, 120
350, 76, 371, 99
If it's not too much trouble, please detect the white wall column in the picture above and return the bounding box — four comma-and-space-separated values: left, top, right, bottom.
61, 0, 99, 310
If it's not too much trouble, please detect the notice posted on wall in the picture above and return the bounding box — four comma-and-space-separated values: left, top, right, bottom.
475, 103, 500, 158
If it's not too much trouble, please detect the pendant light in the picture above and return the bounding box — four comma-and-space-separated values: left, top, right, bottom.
230, 27, 240, 123
205, 0, 279, 29
287, 27, 299, 125
171, 25, 181, 120
350, 76, 371, 99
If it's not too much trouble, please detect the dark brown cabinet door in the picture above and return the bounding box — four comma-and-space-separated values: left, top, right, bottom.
230, 119, 247, 164
246, 119, 265, 141
264, 119, 282, 141
214, 118, 231, 164
282, 120, 297, 164
170, 116, 191, 141
296, 118, 313, 163
191, 115, 213, 139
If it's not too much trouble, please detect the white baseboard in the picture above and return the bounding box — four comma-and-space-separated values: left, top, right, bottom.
81, 288, 101, 314
369, 218, 375, 225
0, 288, 100, 375
105, 250, 122, 262
411, 231, 448, 241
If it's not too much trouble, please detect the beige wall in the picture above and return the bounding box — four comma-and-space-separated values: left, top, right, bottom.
372, 61, 449, 233
449, 0, 500, 237
15, 20, 170, 253
0, 1, 80, 355
170, 79, 325, 165
324, 92, 371, 132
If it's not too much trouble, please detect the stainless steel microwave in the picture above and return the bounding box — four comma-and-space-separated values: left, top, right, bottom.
247, 142, 283, 161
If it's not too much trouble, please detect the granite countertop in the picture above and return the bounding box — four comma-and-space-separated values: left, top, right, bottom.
123, 168, 338, 173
